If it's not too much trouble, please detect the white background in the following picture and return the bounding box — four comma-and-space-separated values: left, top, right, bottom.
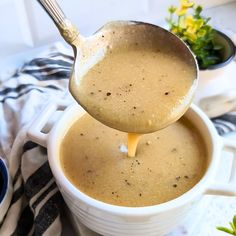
0, 0, 234, 58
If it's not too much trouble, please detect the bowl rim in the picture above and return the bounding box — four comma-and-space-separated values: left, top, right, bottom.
47, 103, 222, 216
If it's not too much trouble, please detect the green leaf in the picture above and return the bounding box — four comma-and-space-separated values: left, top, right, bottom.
213, 44, 223, 50
230, 222, 236, 233
233, 216, 236, 229
217, 226, 235, 235
195, 5, 202, 15
168, 6, 176, 14
204, 17, 211, 24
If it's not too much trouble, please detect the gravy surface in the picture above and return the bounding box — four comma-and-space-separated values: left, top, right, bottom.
74, 45, 197, 133
60, 114, 207, 207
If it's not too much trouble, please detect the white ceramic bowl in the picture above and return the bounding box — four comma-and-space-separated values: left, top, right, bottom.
28, 102, 236, 236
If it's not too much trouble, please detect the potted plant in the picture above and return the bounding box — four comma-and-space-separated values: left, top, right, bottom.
166, 0, 236, 104
166, 0, 235, 73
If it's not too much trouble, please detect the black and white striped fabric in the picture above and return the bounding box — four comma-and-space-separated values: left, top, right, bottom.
0, 45, 74, 236
0, 44, 235, 236
212, 113, 236, 135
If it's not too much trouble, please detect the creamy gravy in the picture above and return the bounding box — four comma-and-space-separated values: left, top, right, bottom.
74, 45, 197, 134
60, 114, 207, 207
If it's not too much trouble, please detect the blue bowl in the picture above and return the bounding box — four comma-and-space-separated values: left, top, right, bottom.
0, 159, 8, 203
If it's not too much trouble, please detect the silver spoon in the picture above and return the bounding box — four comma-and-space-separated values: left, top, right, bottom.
37, 0, 198, 133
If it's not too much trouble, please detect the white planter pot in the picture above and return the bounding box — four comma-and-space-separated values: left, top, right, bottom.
194, 29, 236, 104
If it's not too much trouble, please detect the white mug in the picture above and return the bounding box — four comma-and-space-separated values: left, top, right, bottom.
0, 158, 12, 223
28, 102, 236, 236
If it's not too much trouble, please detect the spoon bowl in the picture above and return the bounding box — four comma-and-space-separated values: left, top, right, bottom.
37, 0, 198, 133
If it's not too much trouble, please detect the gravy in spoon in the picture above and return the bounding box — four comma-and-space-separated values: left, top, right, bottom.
74, 42, 197, 134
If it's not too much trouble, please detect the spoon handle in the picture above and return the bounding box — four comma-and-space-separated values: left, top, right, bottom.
37, 0, 79, 45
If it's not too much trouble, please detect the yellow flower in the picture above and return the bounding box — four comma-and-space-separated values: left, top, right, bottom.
195, 19, 204, 28
185, 16, 204, 34
180, 0, 194, 8
175, 6, 188, 16
184, 30, 197, 42
171, 26, 179, 34
185, 15, 194, 27
187, 26, 197, 34
175, 0, 194, 17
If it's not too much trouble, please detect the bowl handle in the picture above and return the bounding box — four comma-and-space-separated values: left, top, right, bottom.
27, 101, 69, 147
205, 137, 236, 196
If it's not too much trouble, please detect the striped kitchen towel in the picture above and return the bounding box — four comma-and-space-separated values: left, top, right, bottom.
0, 44, 74, 236
0, 43, 236, 236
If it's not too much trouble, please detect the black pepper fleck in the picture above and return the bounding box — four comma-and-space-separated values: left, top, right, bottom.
173, 184, 178, 188
171, 148, 177, 152
139, 193, 142, 196
184, 175, 189, 179
165, 92, 169, 95
124, 179, 131, 186
106, 92, 111, 96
